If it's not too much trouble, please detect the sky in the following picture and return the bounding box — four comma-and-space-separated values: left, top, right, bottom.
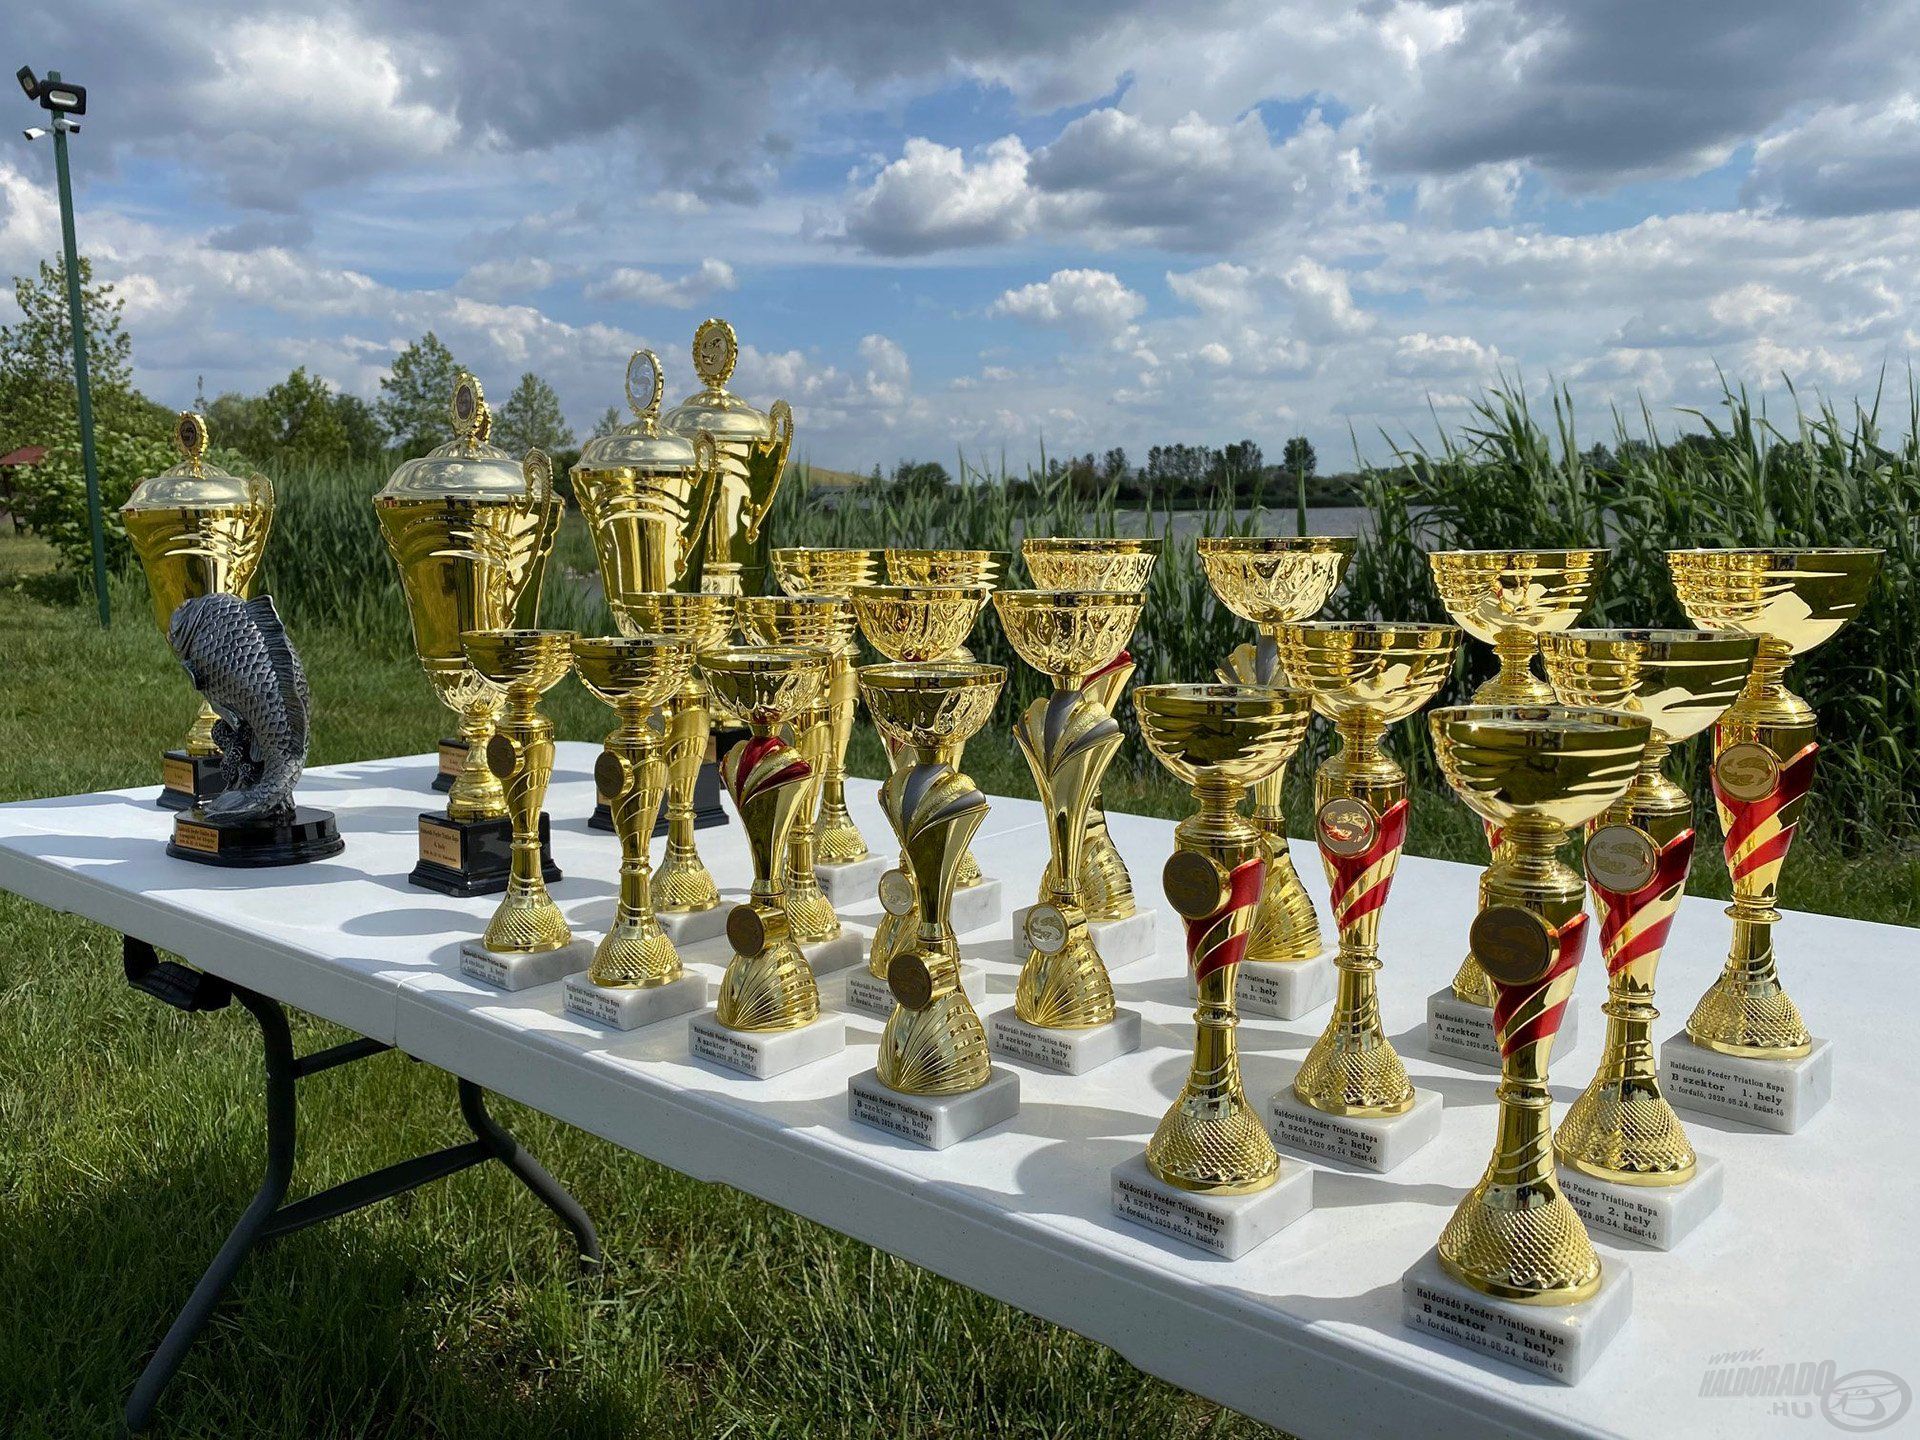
4, 0, 1918, 473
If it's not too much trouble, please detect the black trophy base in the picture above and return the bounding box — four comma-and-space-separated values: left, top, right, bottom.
412, 810, 562, 897
588, 757, 730, 835
168, 806, 345, 868
157, 750, 227, 812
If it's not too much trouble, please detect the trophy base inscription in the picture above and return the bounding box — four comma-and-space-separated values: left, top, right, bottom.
988, 1006, 1142, 1075
949, 879, 1005, 937
813, 854, 892, 907
1109, 1153, 1313, 1259
1233, 956, 1336, 1020
411, 811, 561, 898
168, 806, 344, 868
1558, 1155, 1724, 1251
847, 1066, 1020, 1150
589, 756, 730, 835
845, 964, 986, 1020
562, 971, 709, 1030
1402, 1247, 1633, 1384
800, 933, 866, 976
431, 736, 465, 794
1267, 1081, 1444, 1172
688, 1011, 847, 1079
656, 902, 732, 947
1426, 987, 1582, 1068
1660, 1032, 1831, 1133
1012, 905, 1160, 970
458, 938, 593, 992
158, 750, 227, 811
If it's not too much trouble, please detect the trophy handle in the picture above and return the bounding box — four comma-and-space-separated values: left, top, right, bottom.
743, 399, 793, 544
521, 448, 554, 504
248, 470, 276, 519
681, 431, 723, 575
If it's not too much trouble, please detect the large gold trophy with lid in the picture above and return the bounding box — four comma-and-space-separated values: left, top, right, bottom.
122, 412, 275, 809
374, 376, 563, 895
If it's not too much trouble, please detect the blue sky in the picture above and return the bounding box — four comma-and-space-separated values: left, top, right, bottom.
4, 0, 1918, 471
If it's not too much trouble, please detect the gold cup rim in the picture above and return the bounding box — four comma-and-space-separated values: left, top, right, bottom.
699, 643, 831, 675
1196, 534, 1357, 555
1133, 680, 1312, 713
1284, 619, 1458, 638
1430, 700, 1650, 732
572, 631, 690, 658
1665, 546, 1883, 560
1427, 546, 1610, 561
857, 659, 1006, 690
991, 587, 1145, 609
1021, 536, 1164, 555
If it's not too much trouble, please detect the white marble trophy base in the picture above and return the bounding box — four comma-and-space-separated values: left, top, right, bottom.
845, 964, 987, 1019
800, 933, 866, 976
1402, 1248, 1633, 1385
1234, 956, 1335, 1020
1427, 987, 1581, 1067
687, 1011, 847, 1079
1010, 904, 1161, 970
813, 855, 892, 906
1108, 1153, 1314, 1259
1558, 1154, 1724, 1250
1267, 1083, 1444, 1172
562, 971, 709, 1031
988, 1006, 1142, 1075
655, 903, 731, 947
458, 938, 593, 992
1660, 1032, 1831, 1133
949, 879, 1004, 936
847, 1066, 1021, 1149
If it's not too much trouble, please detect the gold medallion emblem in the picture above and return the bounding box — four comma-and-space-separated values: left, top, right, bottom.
693, 318, 738, 388
1585, 823, 1658, 893
593, 751, 628, 803
877, 867, 915, 917
1470, 905, 1556, 986
1317, 796, 1377, 857
175, 412, 208, 464
1715, 741, 1780, 802
1161, 849, 1226, 919
1023, 903, 1069, 955
625, 348, 664, 421
725, 903, 767, 958
888, 951, 934, 1011
450, 372, 484, 437
485, 732, 518, 781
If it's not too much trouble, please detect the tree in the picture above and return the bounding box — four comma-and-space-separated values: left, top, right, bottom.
494, 372, 575, 456
0, 256, 138, 453
1101, 447, 1129, 482
1283, 434, 1317, 536
888, 459, 950, 496
378, 332, 462, 456
591, 405, 622, 438
262, 368, 350, 461
332, 392, 386, 462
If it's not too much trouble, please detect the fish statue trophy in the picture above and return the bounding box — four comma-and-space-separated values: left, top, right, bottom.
122, 412, 274, 810
1020, 537, 1161, 924
1196, 535, 1355, 1012
374, 379, 563, 896
1428, 548, 1608, 1011
661, 319, 792, 598
1542, 629, 1756, 1202
164, 593, 343, 867
770, 548, 883, 867
1427, 703, 1650, 1307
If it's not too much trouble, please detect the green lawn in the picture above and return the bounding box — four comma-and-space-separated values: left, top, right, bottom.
0, 545, 1911, 1438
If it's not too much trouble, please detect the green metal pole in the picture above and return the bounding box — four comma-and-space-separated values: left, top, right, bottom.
48, 75, 110, 628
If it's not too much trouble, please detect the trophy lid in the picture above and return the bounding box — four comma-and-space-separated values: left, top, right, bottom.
122, 412, 266, 512
573, 349, 703, 477
660, 318, 776, 443
375, 373, 535, 501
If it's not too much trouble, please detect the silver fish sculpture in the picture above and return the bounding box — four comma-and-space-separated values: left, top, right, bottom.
168, 593, 312, 823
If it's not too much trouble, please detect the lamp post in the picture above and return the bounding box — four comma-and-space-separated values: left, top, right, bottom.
18, 64, 108, 627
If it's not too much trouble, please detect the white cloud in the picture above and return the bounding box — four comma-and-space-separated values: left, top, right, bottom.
1280, 260, 1371, 341
839, 137, 1036, 255
1744, 94, 1920, 217
456, 258, 559, 301
988, 269, 1147, 337
1167, 263, 1257, 317
1388, 332, 1502, 379
583, 259, 738, 308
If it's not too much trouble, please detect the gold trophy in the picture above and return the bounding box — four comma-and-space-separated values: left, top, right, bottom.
661, 319, 792, 597
885, 548, 1006, 590
461, 630, 577, 957
1668, 548, 1881, 1065
1020, 537, 1161, 923
1428, 548, 1608, 1010
1428, 703, 1650, 1304
1275, 622, 1457, 1132
1197, 535, 1356, 991
1542, 629, 1756, 1194
989, 588, 1143, 1058
739, 594, 860, 951
848, 661, 1021, 1149
610, 591, 737, 920
374, 376, 562, 895
122, 412, 275, 809
770, 547, 883, 865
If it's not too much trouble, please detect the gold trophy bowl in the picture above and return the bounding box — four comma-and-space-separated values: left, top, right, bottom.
1541, 628, 1758, 1185
1021, 536, 1161, 593
992, 589, 1144, 1029
857, 661, 1007, 1095
1135, 682, 1312, 1192
884, 548, 1007, 588
770, 546, 883, 595
1197, 535, 1357, 964
1429, 703, 1649, 1304
1667, 546, 1881, 1057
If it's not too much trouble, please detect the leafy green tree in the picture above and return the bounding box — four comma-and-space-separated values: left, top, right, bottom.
591, 404, 622, 438
332, 392, 386, 462
262, 368, 350, 461
377, 332, 462, 455
1283, 434, 1317, 535
204, 391, 275, 460
0, 257, 140, 452
494, 371, 575, 455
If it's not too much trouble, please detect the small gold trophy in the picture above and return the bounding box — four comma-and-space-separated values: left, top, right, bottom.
1020, 537, 1161, 923
885, 548, 1007, 590
122, 412, 275, 810
609, 591, 737, 921
1542, 629, 1756, 1195
1429, 548, 1608, 1008
1428, 703, 1650, 1304
739, 594, 860, 951
1196, 535, 1356, 983
374, 378, 562, 895
1275, 622, 1457, 1129
1668, 547, 1881, 1063
770, 547, 884, 865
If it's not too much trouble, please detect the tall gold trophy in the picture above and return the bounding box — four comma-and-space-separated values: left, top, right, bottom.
848, 661, 1021, 1149
374, 376, 562, 895
1197, 535, 1355, 1015
122, 412, 274, 809
1427, 703, 1649, 1308
1020, 537, 1161, 925
1541, 630, 1754, 1194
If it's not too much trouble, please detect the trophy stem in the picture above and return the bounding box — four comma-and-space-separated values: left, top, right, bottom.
715, 729, 820, 1032
1244, 758, 1322, 963
1079, 656, 1137, 921
782, 698, 840, 943
1483, 629, 1555, 704
654, 682, 720, 913
481, 697, 569, 953
814, 651, 869, 864
186, 699, 221, 758
447, 700, 508, 822
590, 710, 678, 987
